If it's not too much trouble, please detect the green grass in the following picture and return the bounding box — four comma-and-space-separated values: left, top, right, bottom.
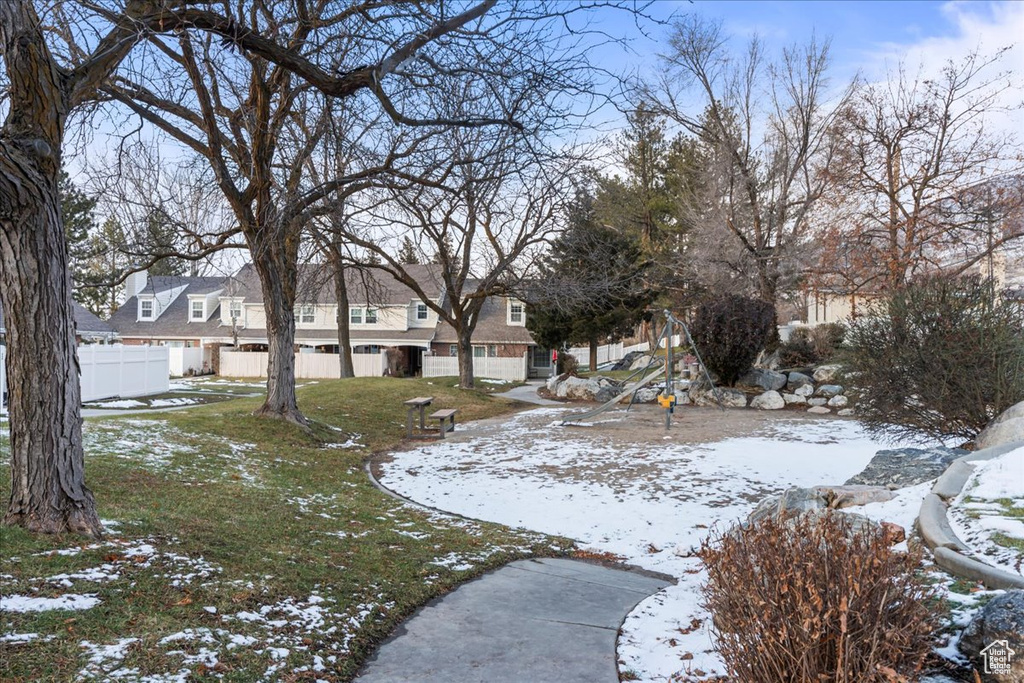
0, 378, 572, 681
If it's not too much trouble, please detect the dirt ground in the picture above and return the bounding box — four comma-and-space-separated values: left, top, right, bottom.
465, 402, 852, 449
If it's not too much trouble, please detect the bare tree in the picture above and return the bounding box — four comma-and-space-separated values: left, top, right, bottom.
648, 15, 851, 306
342, 125, 575, 387
816, 51, 1024, 294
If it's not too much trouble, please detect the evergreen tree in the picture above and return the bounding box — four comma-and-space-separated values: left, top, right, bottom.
142, 209, 189, 276
58, 171, 101, 313
527, 192, 654, 369
397, 236, 420, 265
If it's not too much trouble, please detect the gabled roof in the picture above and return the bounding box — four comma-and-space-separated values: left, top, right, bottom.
433, 292, 536, 345
109, 278, 229, 339
0, 301, 113, 336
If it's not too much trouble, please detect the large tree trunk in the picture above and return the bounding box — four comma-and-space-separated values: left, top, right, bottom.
0, 1, 102, 536
249, 234, 306, 426
589, 337, 599, 372
456, 328, 475, 389
327, 251, 355, 378
0, 151, 102, 536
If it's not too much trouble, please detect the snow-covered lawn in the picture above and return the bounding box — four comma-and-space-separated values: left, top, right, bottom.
948, 446, 1024, 578
378, 406, 932, 681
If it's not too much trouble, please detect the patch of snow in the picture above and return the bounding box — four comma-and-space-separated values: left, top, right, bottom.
86, 399, 146, 409
2, 593, 101, 612
149, 398, 202, 408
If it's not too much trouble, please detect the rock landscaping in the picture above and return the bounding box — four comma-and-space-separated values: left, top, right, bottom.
545, 362, 856, 416
958, 590, 1024, 683
845, 447, 968, 488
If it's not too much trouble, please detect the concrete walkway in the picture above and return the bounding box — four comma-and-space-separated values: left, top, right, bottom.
356, 557, 671, 683
495, 380, 561, 406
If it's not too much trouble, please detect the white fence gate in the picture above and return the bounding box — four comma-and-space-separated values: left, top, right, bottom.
422, 352, 528, 382
0, 344, 166, 409
168, 347, 205, 377
219, 350, 387, 379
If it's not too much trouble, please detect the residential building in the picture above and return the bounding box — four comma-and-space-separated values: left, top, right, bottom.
0, 301, 115, 344
106, 263, 550, 379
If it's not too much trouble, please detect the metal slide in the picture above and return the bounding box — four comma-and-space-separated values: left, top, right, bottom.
559, 368, 667, 425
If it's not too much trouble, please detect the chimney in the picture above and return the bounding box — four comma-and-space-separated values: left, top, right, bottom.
125, 269, 149, 300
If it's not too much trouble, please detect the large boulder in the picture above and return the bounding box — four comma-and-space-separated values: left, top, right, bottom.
748, 485, 898, 525
610, 350, 644, 371
794, 384, 815, 398
751, 390, 785, 410
692, 388, 747, 408
827, 395, 849, 409
738, 368, 787, 392
634, 387, 659, 403
813, 364, 843, 383
976, 400, 1024, 450
630, 354, 664, 371
556, 376, 601, 400
809, 397, 828, 407
815, 384, 844, 398
786, 371, 814, 392
594, 385, 621, 404
845, 446, 968, 488
958, 590, 1024, 682
782, 392, 807, 406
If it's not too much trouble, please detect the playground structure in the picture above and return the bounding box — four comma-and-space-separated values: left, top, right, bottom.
561, 310, 723, 428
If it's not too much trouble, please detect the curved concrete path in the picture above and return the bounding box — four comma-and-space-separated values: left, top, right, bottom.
494, 380, 561, 406
356, 557, 670, 683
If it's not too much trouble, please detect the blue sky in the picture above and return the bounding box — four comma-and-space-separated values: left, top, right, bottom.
600, 0, 1023, 84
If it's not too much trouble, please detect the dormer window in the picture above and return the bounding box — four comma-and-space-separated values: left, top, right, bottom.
139, 299, 154, 320
350, 307, 362, 324
298, 304, 315, 324
508, 300, 524, 325
190, 300, 205, 321
416, 303, 429, 320
229, 300, 242, 321
365, 308, 378, 324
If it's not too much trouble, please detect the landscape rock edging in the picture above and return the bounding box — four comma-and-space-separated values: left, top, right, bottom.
916, 440, 1024, 591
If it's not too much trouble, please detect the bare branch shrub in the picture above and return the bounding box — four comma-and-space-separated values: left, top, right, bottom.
843, 274, 1024, 444
699, 512, 939, 683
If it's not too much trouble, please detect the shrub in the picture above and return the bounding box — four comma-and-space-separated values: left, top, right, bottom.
843, 274, 1024, 444
699, 512, 938, 683
779, 322, 847, 367
779, 328, 817, 367
690, 295, 776, 386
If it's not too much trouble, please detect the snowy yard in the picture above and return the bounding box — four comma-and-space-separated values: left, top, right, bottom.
377, 405, 955, 681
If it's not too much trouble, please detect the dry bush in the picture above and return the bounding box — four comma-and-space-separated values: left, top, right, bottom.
699, 512, 938, 683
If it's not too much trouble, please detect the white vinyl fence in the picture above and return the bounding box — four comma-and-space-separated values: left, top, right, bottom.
1, 344, 167, 410
168, 347, 205, 377
79, 345, 169, 402
422, 352, 528, 382
220, 350, 386, 379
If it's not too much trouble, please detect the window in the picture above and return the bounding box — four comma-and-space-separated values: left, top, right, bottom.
365, 308, 378, 324
229, 300, 242, 321
509, 301, 524, 324
299, 304, 315, 324
488, 345, 497, 357
190, 299, 205, 321
139, 299, 154, 320
416, 303, 429, 320
449, 345, 458, 357
350, 307, 363, 324
472, 345, 498, 358
473, 346, 486, 358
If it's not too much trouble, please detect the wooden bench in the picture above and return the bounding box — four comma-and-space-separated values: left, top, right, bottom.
430, 409, 458, 439
404, 396, 434, 437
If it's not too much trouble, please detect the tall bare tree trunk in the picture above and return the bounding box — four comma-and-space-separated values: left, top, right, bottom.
589, 337, 599, 372
249, 233, 307, 426
457, 328, 475, 389
326, 249, 355, 378
0, 1, 102, 536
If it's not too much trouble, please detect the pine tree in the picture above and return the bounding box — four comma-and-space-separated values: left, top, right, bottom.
397, 236, 420, 264
58, 171, 100, 312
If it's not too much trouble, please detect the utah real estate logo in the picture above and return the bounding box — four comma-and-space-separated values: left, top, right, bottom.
980, 639, 1016, 676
